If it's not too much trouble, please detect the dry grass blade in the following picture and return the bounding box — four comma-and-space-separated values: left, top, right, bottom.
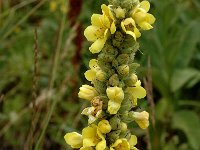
24, 28, 40, 150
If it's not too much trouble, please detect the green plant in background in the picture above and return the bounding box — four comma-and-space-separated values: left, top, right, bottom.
64, 0, 155, 149
139, 0, 200, 150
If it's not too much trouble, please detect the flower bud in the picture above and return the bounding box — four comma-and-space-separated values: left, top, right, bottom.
107, 130, 121, 143
124, 73, 138, 86
117, 65, 129, 76
121, 122, 128, 132
78, 85, 98, 101
119, 130, 131, 139
130, 111, 149, 129
117, 54, 129, 65
114, 7, 126, 18
109, 74, 119, 86
109, 115, 121, 130
98, 120, 112, 134
96, 70, 107, 82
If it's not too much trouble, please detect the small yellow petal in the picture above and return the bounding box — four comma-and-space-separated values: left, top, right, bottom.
127, 86, 146, 99
85, 70, 96, 81
108, 100, 121, 114
110, 22, 116, 34
126, 31, 136, 40
129, 135, 137, 148
84, 26, 99, 42
96, 140, 106, 150
64, 132, 83, 148
140, 1, 150, 12
139, 22, 153, 30
134, 28, 141, 38
91, 14, 103, 27
89, 59, 98, 69
146, 13, 156, 24
89, 38, 106, 53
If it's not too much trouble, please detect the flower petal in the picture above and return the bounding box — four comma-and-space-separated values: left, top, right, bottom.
129, 135, 137, 148
140, 1, 150, 12
64, 132, 83, 148
91, 14, 104, 27
96, 140, 106, 150
108, 99, 121, 114
89, 38, 106, 53
84, 26, 99, 42
85, 70, 96, 81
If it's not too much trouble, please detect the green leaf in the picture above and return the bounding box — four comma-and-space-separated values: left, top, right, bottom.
172, 110, 200, 150
171, 68, 200, 92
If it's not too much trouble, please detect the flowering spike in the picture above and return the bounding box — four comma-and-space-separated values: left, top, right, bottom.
64, 0, 155, 149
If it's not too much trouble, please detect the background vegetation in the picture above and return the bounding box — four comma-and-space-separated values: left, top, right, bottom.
0, 0, 200, 149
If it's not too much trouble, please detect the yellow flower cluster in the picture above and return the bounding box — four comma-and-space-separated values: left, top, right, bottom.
64, 0, 155, 149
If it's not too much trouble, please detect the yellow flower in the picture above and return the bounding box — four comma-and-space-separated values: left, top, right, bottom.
121, 18, 141, 40
132, 111, 149, 129
129, 135, 138, 150
82, 124, 106, 150
110, 138, 130, 150
84, 4, 116, 54
131, 0, 156, 30
106, 87, 124, 114
64, 132, 83, 148
126, 80, 146, 106
98, 120, 112, 134
84, 59, 100, 82
78, 85, 98, 101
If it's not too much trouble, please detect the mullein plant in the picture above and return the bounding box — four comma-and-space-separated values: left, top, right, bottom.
64, 0, 155, 149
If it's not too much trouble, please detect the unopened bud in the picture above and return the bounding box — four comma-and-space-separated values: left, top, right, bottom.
109, 74, 119, 86
117, 65, 129, 76
78, 85, 98, 101
98, 120, 112, 134
96, 70, 107, 82
114, 7, 126, 18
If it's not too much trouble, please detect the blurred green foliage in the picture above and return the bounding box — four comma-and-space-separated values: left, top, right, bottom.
0, 0, 199, 150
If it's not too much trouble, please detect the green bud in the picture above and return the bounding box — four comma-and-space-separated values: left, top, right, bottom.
96, 70, 107, 82
129, 63, 140, 74
117, 65, 129, 76
107, 130, 121, 143
119, 35, 139, 54
119, 95, 132, 113
117, 54, 129, 65
109, 115, 121, 130
109, 74, 119, 86
121, 122, 128, 132
119, 130, 131, 140
124, 73, 138, 86
112, 31, 124, 47
98, 59, 112, 72
112, 59, 119, 69
98, 53, 115, 63
100, 96, 109, 110
102, 44, 118, 56
121, 111, 133, 123
93, 79, 106, 94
